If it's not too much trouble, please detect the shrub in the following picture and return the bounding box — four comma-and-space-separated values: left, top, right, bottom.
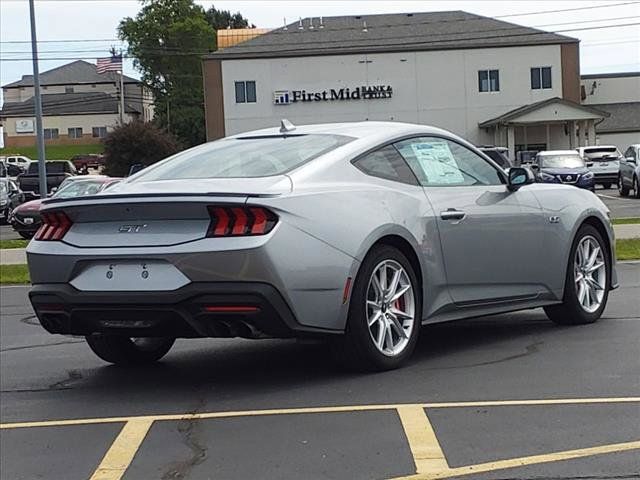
103, 121, 180, 177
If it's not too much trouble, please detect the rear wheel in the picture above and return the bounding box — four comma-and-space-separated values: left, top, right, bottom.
634, 176, 640, 199
336, 245, 421, 371
601, 183, 611, 189
85, 335, 174, 365
544, 224, 610, 325
618, 174, 629, 196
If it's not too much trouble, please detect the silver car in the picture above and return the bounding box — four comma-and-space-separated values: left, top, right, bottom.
619, 144, 640, 198
26, 122, 618, 370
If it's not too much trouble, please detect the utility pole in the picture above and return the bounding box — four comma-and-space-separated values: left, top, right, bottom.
119, 55, 125, 124
29, 0, 47, 198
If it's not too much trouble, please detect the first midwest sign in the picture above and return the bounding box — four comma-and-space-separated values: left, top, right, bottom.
274, 85, 393, 105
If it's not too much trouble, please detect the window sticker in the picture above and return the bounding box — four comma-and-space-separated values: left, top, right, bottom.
410, 141, 465, 184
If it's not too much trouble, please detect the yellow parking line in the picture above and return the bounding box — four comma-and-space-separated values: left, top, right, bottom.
391, 440, 640, 479
89, 419, 153, 480
2, 397, 639, 430
397, 406, 449, 474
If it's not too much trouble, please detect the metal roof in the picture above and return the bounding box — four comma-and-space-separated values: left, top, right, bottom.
592, 102, 640, 133
3, 60, 139, 88
0, 92, 142, 117
208, 10, 577, 60
581, 72, 640, 79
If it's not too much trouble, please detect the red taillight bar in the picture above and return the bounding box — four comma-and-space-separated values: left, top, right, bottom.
207, 206, 277, 237
35, 211, 73, 241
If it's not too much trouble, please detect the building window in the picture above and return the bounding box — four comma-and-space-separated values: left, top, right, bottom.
68, 127, 83, 139
531, 67, 552, 89
92, 127, 108, 138
478, 70, 500, 92
65, 86, 74, 94
43, 128, 59, 139
235, 81, 257, 103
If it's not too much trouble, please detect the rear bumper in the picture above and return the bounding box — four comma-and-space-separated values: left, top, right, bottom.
593, 173, 618, 183
29, 282, 342, 339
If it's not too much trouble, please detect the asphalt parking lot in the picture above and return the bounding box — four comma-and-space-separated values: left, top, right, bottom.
1, 263, 638, 480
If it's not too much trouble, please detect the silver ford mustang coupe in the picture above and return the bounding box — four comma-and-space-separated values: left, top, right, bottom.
26, 121, 617, 370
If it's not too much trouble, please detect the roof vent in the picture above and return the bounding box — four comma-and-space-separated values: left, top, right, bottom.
319, 16, 324, 29
362, 20, 368, 32
280, 119, 296, 133
309, 17, 314, 30
283, 17, 288, 31
407, 13, 414, 17
298, 17, 304, 30
355, 15, 361, 19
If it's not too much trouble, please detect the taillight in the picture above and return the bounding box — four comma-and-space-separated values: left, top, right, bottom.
207, 206, 277, 237
34, 211, 73, 241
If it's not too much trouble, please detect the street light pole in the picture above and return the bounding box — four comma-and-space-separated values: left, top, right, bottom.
28, 0, 47, 198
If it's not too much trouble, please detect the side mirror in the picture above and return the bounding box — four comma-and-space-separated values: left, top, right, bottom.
507, 167, 534, 191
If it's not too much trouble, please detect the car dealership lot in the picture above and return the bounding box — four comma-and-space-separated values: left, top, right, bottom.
1, 263, 638, 480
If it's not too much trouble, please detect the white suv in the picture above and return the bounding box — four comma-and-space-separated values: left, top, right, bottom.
576, 146, 622, 189
1, 155, 32, 172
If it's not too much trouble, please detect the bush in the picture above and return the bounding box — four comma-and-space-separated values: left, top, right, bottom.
103, 121, 180, 177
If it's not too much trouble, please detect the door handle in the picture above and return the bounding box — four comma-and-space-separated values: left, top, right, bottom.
440, 209, 466, 221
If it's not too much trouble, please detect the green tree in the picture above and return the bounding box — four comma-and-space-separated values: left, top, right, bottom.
119, 0, 216, 147
103, 121, 179, 176
119, 1, 253, 147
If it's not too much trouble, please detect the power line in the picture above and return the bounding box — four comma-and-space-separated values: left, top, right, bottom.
5, 14, 639, 56
2, 1, 639, 45
2, 21, 639, 62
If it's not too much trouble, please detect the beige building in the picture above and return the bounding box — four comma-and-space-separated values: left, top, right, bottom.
0, 60, 154, 148
580, 72, 640, 149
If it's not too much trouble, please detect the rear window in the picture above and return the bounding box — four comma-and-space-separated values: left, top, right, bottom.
133, 134, 354, 181
481, 150, 510, 168
583, 147, 621, 160
28, 162, 68, 174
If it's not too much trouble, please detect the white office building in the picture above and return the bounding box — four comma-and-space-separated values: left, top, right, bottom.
203, 11, 610, 160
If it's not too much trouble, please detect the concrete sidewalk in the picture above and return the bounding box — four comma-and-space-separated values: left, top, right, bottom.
1, 224, 638, 265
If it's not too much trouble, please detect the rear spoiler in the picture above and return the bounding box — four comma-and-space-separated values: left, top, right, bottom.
42, 191, 281, 207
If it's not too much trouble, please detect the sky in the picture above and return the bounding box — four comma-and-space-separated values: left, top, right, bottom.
1, 0, 639, 91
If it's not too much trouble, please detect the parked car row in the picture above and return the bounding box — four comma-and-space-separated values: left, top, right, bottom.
9, 175, 121, 238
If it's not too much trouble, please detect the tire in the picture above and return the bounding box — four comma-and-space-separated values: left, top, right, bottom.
544, 224, 610, 325
618, 175, 629, 197
634, 176, 640, 199
601, 183, 611, 189
18, 231, 34, 240
335, 245, 421, 371
85, 335, 175, 365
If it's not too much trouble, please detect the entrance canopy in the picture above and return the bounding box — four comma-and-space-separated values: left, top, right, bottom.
479, 97, 609, 161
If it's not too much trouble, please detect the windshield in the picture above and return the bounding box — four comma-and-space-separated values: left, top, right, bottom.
133, 134, 354, 181
583, 147, 621, 161
539, 155, 585, 168
53, 180, 105, 198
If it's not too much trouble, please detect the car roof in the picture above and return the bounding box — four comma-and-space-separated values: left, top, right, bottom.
579, 145, 618, 150
537, 150, 580, 156
227, 121, 454, 141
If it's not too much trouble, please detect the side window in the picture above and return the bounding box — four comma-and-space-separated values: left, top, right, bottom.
353, 145, 418, 185
394, 137, 504, 187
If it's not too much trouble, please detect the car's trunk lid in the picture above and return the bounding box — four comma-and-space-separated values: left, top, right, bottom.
42, 176, 291, 248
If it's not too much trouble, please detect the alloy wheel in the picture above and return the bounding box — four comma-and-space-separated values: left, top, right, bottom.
366, 260, 415, 356
574, 235, 606, 313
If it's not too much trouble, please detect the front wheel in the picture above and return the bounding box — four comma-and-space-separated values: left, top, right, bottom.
601, 183, 612, 189
618, 175, 629, 196
544, 224, 610, 325
634, 176, 640, 199
85, 335, 175, 365
336, 245, 421, 371
18, 231, 34, 240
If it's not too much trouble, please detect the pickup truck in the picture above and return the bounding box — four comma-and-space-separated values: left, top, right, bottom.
18, 160, 77, 200
71, 154, 106, 172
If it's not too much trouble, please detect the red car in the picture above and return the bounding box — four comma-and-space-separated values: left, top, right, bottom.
10, 176, 120, 239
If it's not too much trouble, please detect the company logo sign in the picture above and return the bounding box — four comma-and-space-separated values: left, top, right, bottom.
273, 85, 393, 105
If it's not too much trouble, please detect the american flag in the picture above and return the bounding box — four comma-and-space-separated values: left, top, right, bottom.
96, 54, 123, 74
